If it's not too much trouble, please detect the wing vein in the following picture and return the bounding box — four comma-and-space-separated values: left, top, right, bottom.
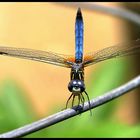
0, 46, 74, 68
83, 39, 140, 67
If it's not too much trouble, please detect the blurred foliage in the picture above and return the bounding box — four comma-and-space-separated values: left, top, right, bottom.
0, 79, 37, 134
0, 57, 140, 138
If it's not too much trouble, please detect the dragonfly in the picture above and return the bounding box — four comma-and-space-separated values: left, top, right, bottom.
0, 8, 140, 111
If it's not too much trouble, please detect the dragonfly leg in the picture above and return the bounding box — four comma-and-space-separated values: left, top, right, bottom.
71, 95, 76, 108
84, 91, 92, 116
80, 93, 85, 108
76, 94, 83, 115
78, 94, 81, 106
65, 93, 73, 109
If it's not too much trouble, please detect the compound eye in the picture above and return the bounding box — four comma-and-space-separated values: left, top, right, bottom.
68, 81, 73, 92
72, 86, 81, 92
68, 80, 85, 93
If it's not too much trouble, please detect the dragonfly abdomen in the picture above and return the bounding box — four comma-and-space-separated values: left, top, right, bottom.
75, 8, 83, 63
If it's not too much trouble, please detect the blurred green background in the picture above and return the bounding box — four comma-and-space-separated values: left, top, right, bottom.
0, 2, 140, 138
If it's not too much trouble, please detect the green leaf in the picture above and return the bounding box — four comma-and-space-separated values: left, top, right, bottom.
0, 78, 37, 133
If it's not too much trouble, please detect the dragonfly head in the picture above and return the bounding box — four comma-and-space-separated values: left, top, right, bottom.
68, 79, 85, 94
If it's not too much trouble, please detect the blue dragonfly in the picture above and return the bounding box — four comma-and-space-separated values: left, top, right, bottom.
0, 8, 140, 110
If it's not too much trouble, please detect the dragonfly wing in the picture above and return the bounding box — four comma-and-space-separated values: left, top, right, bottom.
83, 39, 140, 67
0, 46, 75, 68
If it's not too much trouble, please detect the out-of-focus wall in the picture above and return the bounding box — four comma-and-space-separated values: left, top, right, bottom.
0, 2, 128, 116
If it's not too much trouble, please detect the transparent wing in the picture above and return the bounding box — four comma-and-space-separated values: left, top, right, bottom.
0, 46, 75, 68
83, 39, 140, 67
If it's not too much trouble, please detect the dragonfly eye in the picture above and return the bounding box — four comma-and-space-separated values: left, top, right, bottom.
68, 79, 85, 93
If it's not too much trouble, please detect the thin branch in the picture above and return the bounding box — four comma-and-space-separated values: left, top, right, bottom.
0, 75, 140, 138
57, 3, 140, 25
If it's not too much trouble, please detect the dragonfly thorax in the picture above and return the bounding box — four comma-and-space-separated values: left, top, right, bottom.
68, 79, 85, 95
68, 63, 85, 94
72, 63, 83, 72
70, 63, 84, 80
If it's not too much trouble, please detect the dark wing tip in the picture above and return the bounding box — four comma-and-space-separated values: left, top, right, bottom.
0, 52, 7, 55
76, 7, 83, 20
